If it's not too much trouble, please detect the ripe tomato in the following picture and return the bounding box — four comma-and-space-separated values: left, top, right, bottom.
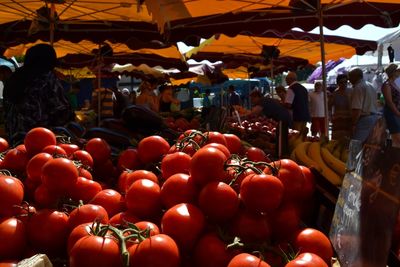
117, 148, 140, 171
273, 159, 305, 201
245, 147, 270, 162
190, 147, 228, 186
68, 177, 102, 203
271, 203, 301, 242
109, 211, 139, 227
84, 138, 111, 164
294, 228, 333, 263
198, 181, 239, 222
58, 143, 80, 156
240, 173, 284, 213
69, 235, 122, 267
93, 159, 118, 183
0, 218, 27, 260
227, 253, 271, 267
2, 147, 29, 174
299, 166, 316, 199
89, 189, 124, 217
70, 150, 94, 168
135, 221, 160, 236
229, 209, 271, 243
26, 152, 53, 183
204, 131, 227, 146
27, 209, 69, 256
67, 222, 93, 253
138, 135, 170, 164
41, 158, 78, 195
0, 261, 18, 267
24, 127, 56, 156
77, 167, 93, 180
68, 204, 109, 231
125, 179, 161, 219
0, 175, 24, 217
0, 137, 9, 153
161, 152, 191, 180
285, 253, 328, 267
13, 203, 36, 224
203, 143, 231, 158
225, 167, 255, 193
160, 173, 197, 209
34, 184, 58, 208
124, 170, 158, 193
169, 142, 197, 156
161, 203, 205, 250
128, 234, 180, 267
223, 133, 242, 154
42, 145, 67, 156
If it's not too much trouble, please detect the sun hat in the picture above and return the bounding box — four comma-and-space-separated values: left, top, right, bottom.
384, 63, 399, 78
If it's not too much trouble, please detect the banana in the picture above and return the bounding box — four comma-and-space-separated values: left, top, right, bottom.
324, 140, 338, 153
341, 148, 349, 163
290, 148, 297, 161
294, 142, 321, 172
320, 147, 346, 177
289, 133, 304, 152
332, 144, 342, 159
307, 142, 343, 186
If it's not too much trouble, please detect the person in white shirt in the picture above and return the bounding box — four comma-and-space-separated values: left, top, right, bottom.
309, 81, 326, 137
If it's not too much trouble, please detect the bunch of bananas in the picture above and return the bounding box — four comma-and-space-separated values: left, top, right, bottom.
290, 139, 349, 186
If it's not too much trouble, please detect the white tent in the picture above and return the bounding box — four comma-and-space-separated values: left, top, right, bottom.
377, 28, 400, 68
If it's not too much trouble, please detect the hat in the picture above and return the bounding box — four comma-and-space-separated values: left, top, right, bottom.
384, 63, 399, 78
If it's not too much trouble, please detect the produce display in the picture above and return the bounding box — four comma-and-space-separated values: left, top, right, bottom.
0, 127, 337, 267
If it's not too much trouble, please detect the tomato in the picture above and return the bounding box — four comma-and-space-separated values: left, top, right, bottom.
109, 212, 139, 227
34, 184, 58, 208
198, 181, 239, 222
59, 143, 80, 156
227, 168, 255, 193
0, 175, 24, 217
0, 261, 18, 267
124, 170, 159, 193
194, 232, 237, 267
42, 145, 67, 156
84, 138, 111, 164
271, 203, 301, 242
161, 203, 205, 250
169, 142, 197, 156
70, 150, 94, 168
125, 179, 161, 219
0, 137, 9, 153
117, 148, 141, 171
245, 147, 270, 162
135, 221, 160, 236
77, 167, 93, 180
272, 159, 305, 201
223, 133, 242, 154
229, 209, 271, 243
41, 158, 78, 195
202, 143, 231, 158
69, 235, 122, 267
2, 147, 29, 174
89, 189, 124, 217
26, 152, 53, 183
128, 234, 180, 267
227, 253, 271, 267
160, 173, 197, 209
68, 204, 109, 231
27, 209, 69, 256
190, 147, 228, 186
285, 253, 328, 267
67, 223, 93, 253
0, 218, 27, 260
161, 152, 191, 180
240, 173, 284, 213
24, 127, 56, 156
299, 166, 316, 199
92, 159, 118, 183
204, 131, 227, 146
13, 202, 36, 224
138, 135, 170, 164
294, 228, 333, 263
68, 177, 102, 203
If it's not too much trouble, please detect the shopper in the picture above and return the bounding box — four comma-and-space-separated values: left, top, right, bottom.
309, 81, 326, 137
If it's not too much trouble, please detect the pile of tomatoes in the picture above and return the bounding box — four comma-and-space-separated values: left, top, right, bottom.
0, 127, 334, 267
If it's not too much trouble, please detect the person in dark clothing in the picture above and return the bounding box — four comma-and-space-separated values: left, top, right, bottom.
388, 45, 395, 63
250, 89, 292, 157
3, 43, 74, 143
158, 84, 180, 112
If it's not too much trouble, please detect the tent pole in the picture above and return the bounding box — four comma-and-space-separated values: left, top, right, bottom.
50, 3, 55, 46
97, 44, 102, 127
318, 0, 329, 138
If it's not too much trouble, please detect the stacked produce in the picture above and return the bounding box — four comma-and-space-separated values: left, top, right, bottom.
0, 127, 335, 267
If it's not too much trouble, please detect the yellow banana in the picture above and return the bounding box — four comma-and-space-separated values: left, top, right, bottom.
332, 144, 342, 159
324, 140, 338, 153
294, 142, 321, 172
307, 142, 343, 186
320, 147, 346, 177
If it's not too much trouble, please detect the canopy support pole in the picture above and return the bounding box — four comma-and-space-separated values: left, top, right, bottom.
50, 3, 56, 46
318, 0, 329, 138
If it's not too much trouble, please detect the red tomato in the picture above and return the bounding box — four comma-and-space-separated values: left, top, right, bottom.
0, 137, 9, 153
223, 133, 242, 154
285, 253, 328, 267
240, 173, 284, 213
138, 135, 170, 164
26, 152, 53, 183
42, 145, 67, 156
58, 143, 80, 156
0, 261, 18, 267
124, 170, 158, 193
125, 179, 161, 219
273, 159, 305, 201
34, 184, 58, 208
68, 177, 102, 203
128, 234, 180, 267
204, 131, 227, 146
161, 203, 205, 250
41, 158, 78, 195
226, 168, 255, 193
2, 147, 29, 174
69, 235, 122, 267
27, 209, 69, 256
229, 210, 271, 243
84, 138, 111, 164
67, 222, 93, 253
117, 148, 141, 171
24, 127, 56, 156
135, 221, 160, 236
299, 166, 316, 199
203, 143, 231, 158
160, 173, 197, 209
190, 147, 228, 186
169, 142, 197, 156
109, 212, 139, 227
23, 176, 39, 202
93, 159, 118, 183
245, 147, 270, 162
198, 181, 239, 222
271, 203, 301, 242
70, 150, 94, 168
0, 175, 24, 217
227, 253, 271, 267
89, 189, 124, 217
0, 218, 27, 260
77, 167, 93, 180
161, 152, 191, 180
294, 228, 333, 263
194, 232, 237, 267
68, 204, 109, 231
